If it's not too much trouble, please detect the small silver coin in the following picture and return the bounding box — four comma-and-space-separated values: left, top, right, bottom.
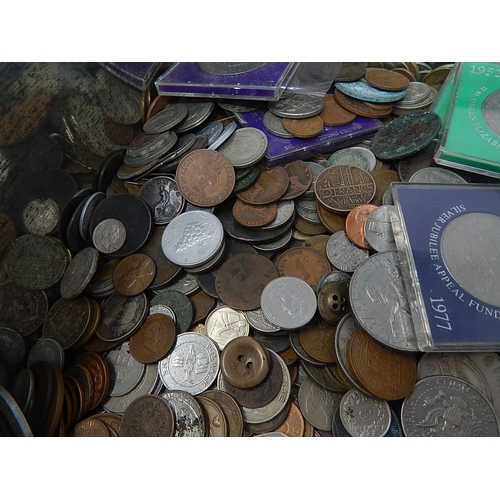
138, 176, 185, 225
364, 205, 398, 253
217, 127, 268, 168
60, 246, 99, 300
326, 230, 369, 273
143, 103, 188, 134
160, 390, 206, 437
92, 218, 127, 254
268, 93, 325, 119
260, 276, 317, 330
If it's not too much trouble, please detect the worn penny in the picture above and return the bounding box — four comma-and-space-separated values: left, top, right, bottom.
299, 315, 338, 365
281, 160, 313, 201
365, 68, 410, 92
272, 401, 305, 437
319, 95, 357, 126
345, 203, 378, 249
316, 203, 347, 233
334, 89, 392, 118
112, 253, 156, 296
282, 116, 324, 138
232, 199, 278, 228
236, 164, 289, 205
74, 352, 111, 410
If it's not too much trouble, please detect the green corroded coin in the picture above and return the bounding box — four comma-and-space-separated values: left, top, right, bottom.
371, 111, 442, 161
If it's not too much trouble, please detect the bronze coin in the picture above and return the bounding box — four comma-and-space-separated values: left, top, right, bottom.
314, 164, 376, 214
112, 253, 156, 296
74, 352, 111, 410
69, 417, 111, 437
202, 389, 244, 437
122, 394, 175, 437
299, 315, 338, 365
272, 401, 305, 437
189, 289, 216, 324
0, 213, 17, 254
42, 365, 65, 437
91, 412, 122, 436
146, 95, 170, 121
65, 364, 94, 416
236, 164, 289, 206
72, 297, 102, 350
345, 203, 378, 249
368, 169, 400, 206
334, 89, 392, 118
176, 149, 235, 207
278, 345, 299, 366
392, 67, 417, 82
129, 313, 176, 364
64, 375, 86, 424
361, 100, 394, 113
215, 253, 279, 311
195, 395, 229, 437
319, 96, 357, 126
103, 117, 134, 145
220, 336, 270, 389
302, 234, 330, 259
232, 199, 278, 228
347, 329, 417, 400
317, 280, 351, 326
282, 116, 324, 138
316, 203, 347, 233
365, 68, 410, 92
281, 160, 313, 201
293, 214, 328, 236
275, 247, 331, 289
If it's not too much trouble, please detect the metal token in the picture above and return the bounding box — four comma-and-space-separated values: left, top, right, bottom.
122, 394, 175, 437
60, 247, 99, 299
160, 390, 206, 437
217, 127, 268, 168
268, 93, 325, 119
327, 146, 376, 172
335, 80, 407, 103
205, 306, 250, 350
158, 332, 220, 396
326, 230, 369, 273
142, 102, 188, 134
92, 218, 126, 254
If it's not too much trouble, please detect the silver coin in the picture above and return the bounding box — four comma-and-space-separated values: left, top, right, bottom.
155, 271, 200, 296
237, 349, 291, 425
149, 304, 177, 324
158, 332, 220, 395
252, 332, 289, 353
22, 197, 59, 235
196, 120, 223, 146
60, 246, 99, 300
417, 352, 500, 423
297, 376, 344, 431
364, 205, 398, 253
208, 121, 238, 150
259, 200, 295, 231
143, 103, 188, 134
349, 251, 419, 352
296, 204, 321, 224
482, 90, 500, 136
395, 81, 431, 106
393, 87, 438, 115
303, 162, 326, 198
401, 375, 499, 437
160, 390, 206, 437
153, 133, 197, 168
123, 132, 177, 167
327, 146, 376, 172
138, 176, 185, 225
316, 270, 351, 294
268, 93, 325, 119
78, 191, 106, 242
252, 229, 292, 251
260, 276, 317, 330
326, 230, 369, 273
262, 111, 293, 138
205, 306, 250, 350
174, 100, 215, 133
217, 127, 268, 168
382, 184, 394, 205
217, 99, 263, 114
92, 218, 127, 254
26, 338, 65, 370
161, 211, 224, 268
0, 385, 33, 437
409, 166, 467, 184
105, 341, 146, 397
340, 388, 391, 437
183, 239, 226, 273
244, 308, 281, 333
103, 363, 159, 415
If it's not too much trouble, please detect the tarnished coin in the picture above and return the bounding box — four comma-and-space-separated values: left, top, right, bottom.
365, 68, 410, 92
112, 253, 156, 296
335, 80, 407, 103
160, 389, 206, 437
158, 332, 220, 395
345, 203, 378, 249
150, 289, 193, 334
334, 89, 392, 118
364, 205, 398, 252
397, 139, 438, 181
60, 247, 99, 299
371, 111, 442, 161
202, 389, 244, 437
27, 338, 65, 370
91, 412, 122, 436
260, 276, 317, 330
232, 199, 277, 228
217, 127, 268, 168
195, 395, 229, 437
401, 376, 499, 437
106, 341, 146, 397
335, 62, 368, 82
263, 111, 294, 138
142, 102, 187, 134
408, 166, 467, 184
22, 197, 59, 235
122, 394, 175, 437
138, 176, 185, 225
0, 327, 25, 373
69, 417, 110, 437
92, 218, 126, 254
3, 234, 68, 291
205, 306, 249, 350
208, 121, 238, 151
176, 149, 235, 207
189, 289, 215, 324
318, 95, 356, 126
236, 164, 289, 206
272, 401, 305, 437
327, 147, 376, 172
326, 230, 369, 273
347, 329, 417, 400
299, 315, 337, 365
244, 308, 281, 334
215, 253, 279, 311
74, 352, 111, 410
268, 93, 325, 119
316, 203, 347, 233
281, 160, 312, 201
173, 99, 214, 133
339, 388, 392, 437
0, 213, 17, 254
349, 251, 419, 352
282, 116, 324, 138
368, 169, 401, 207
314, 165, 376, 214
129, 313, 176, 364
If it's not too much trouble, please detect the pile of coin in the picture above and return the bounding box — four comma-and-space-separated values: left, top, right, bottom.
1, 61, 498, 437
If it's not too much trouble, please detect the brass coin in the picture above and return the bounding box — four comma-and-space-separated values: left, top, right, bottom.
176, 149, 235, 207
215, 253, 279, 311
112, 253, 156, 296
232, 199, 278, 228
365, 68, 410, 92
282, 116, 324, 138
236, 164, 289, 206
316, 203, 347, 233
345, 203, 378, 249
299, 315, 338, 365
281, 160, 313, 201
317, 280, 350, 326
195, 395, 229, 437
334, 89, 392, 118
314, 164, 376, 214
91, 412, 122, 436
422, 64, 453, 87
129, 313, 176, 364
272, 401, 305, 437
275, 247, 331, 289
319, 95, 357, 126
202, 389, 244, 437
347, 329, 417, 400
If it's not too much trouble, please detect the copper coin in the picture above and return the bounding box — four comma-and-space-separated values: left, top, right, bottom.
202, 389, 244, 437
275, 247, 331, 289
345, 203, 378, 249
299, 315, 338, 364
74, 352, 111, 410
281, 160, 313, 201
282, 116, 324, 138
122, 394, 175, 437
220, 336, 270, 389
368, 169, 400, 206
392, 67, 417, 82
314, 164, 376, 214
215, 253, 279, 311
71, 297, 101, 350
0, 213, 17, 254
64, 375, 86, 424
272, 401, 305, 437
236, 164, 289, 206
232, 199, 278, 228
347, 329, 417, 400
112, 253, 156, 296
334, 89, 392, 118
65, 366, 94, 417
365, 68, 410, 92
293, 214, 328, 236
189, 289, 216, 324
362, 100, 394, 113
316, 203, 347, 233
129, 313, 176, 364
317, 280, 351, 326
319, 96, 357, 126
69, 417, 111, 437
176, 149, 235, 207
195, 395, 229, 437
